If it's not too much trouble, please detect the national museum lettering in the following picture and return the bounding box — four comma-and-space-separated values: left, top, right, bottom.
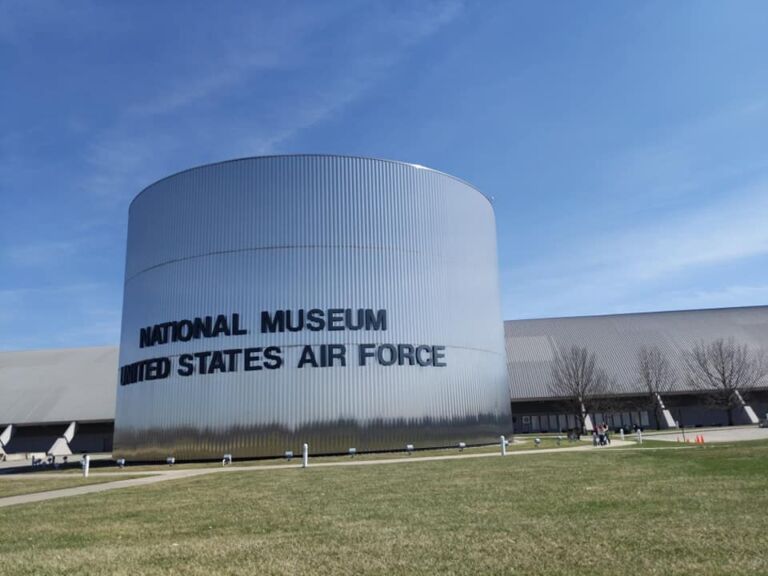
120, 309, 446, 386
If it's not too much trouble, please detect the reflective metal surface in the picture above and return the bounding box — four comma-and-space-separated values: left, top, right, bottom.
114, 155, 511, 460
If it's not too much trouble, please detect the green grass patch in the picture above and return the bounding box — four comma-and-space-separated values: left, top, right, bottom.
0, 476, 144, 499
2, 442, 767, 575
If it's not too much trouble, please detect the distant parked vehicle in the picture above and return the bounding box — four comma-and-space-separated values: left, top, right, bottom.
758, 418, 768, 429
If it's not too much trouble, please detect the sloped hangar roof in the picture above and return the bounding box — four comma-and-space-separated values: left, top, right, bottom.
505, 305, 768, 400
0, 346, 117, 425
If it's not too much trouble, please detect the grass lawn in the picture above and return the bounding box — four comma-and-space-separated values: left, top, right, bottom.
1, 442, 766, 575
0, 476, 145, 499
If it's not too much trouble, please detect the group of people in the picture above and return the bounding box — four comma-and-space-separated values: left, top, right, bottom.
591, 423, 611, 446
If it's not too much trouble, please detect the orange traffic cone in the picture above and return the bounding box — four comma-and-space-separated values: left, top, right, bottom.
700, 435, 705, 444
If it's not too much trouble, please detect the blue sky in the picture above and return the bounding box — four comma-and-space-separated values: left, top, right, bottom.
2, 1, 768, 350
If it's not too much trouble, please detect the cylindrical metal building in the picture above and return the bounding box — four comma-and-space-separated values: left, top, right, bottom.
114, 155, 511, 460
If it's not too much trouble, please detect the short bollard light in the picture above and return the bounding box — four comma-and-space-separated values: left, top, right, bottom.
82, 454, 90, 478
302, 443, 309, 468
534, 437, 542, 448
348, 448, 357, 458
222, 454, 232, 466
116, 458, 126, 469
284, 450, 294, 461
458, 442, 466, 452
620, 428, 625, 441
500, 435, 507, 456
166, 456, 175, 466
405, 444, 414, 454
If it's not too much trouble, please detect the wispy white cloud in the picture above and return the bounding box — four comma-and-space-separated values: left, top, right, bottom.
2, 1, 464, 349
605, 181, 768, 280
4, 241, 79, 267
79, 2, 464, 204
504, 178, 768, 319
653, 284, 768, 312
238, 1, 464, 155
0, 1, 100, 46
0, 284, 121, 350
503, 97, 768, 319
121, 13, 312, 120
596, 98, 768, 216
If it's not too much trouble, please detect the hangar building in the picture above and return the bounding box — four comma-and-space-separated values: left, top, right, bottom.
507, 306, 768, 432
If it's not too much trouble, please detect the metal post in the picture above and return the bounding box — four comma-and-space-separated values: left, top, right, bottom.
500, 435, 507, 456
82, 454, 90, 478
636, 429, 643, 445
620, 429, 625, 441
302, 443, 308, 468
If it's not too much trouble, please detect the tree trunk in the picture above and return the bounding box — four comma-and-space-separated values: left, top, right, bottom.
654, 404, 665, 430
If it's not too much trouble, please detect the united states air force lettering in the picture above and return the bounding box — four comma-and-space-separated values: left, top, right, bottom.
120, 309, 447, 386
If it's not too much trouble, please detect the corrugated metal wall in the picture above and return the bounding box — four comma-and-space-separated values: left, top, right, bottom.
506, 306, 768, 400
114, 156, 511, 459
0, 347, 117, 425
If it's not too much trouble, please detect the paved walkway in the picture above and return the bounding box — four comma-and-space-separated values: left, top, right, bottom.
0, 441, 633, 509
650, 426, 768, 443
0, 470, 210, 509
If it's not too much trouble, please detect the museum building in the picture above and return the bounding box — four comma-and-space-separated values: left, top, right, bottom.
1, 157, 766, 461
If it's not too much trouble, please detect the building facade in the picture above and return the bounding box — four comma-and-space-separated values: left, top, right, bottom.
0, 347, 116, 456
113, 156, 512, 459
2, 157, 766, 461
2, 306, 767, 459
507, 306, 768, 432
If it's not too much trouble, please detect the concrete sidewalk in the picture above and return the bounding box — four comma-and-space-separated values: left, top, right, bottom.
0, 470, 209, 509
649, 426, 768, 443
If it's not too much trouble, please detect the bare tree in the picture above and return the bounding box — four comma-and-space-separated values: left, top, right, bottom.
684, 338, 768, 426
549, 345, 613, 433
637, 346, 677, 429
